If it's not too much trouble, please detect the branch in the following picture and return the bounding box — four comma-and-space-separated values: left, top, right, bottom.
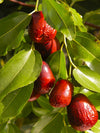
84, 22, 100, 30
9, 0, 35, 7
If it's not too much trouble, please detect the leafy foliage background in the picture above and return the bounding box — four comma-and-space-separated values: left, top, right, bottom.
0, 0, 100, 133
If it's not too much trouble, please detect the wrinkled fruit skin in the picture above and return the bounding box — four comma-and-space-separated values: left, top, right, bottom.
34, 37, 60, 59
28, 89, 41, 102
28, 11, 57, 44
34, 61, 55, 94
67, 94, 98, 131
49, 80, 73, 107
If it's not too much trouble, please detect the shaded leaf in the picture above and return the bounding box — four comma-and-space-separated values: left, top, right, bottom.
0, 83, 33, 121
18, 102, 32, 118
37, 96, 53, 111
0, 123, 7, 133
31, 110, 64, 133
31, 103, 51, 117
71, 0, 85, 7
0, 12, 31, 56
8, 123, 21, 133
84, 9, 100, 27
73, 66, 100, 93
42, 0, 75, 40
47, 50, 68, 80
0, 49, 42, 101
61, 125, 80, 133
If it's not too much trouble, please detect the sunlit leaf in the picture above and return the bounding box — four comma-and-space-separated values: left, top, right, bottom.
69, 7, 87, 32
0, 0, 4, 4
42, 0, 75, 40
0, 49, 42, 101
73, 66, 100, 93
68, 32, 100, 74
91, 120, 100, 133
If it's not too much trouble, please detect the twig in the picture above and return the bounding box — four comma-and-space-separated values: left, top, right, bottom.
9, 0, 35, 7
84, 22, 100, 30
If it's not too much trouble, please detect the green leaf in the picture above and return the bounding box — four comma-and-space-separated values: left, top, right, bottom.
91, 120, 100, 133
84, 9, 100, 27
0, 49, 42, 101
25, 50, 42, 84
8, 123, 21, 133
68, 32, 100, 74
88, 94, 100, 112
37, 96, 53, 111
47, 50, 68, 80
31, 111, 64, 133
0, 0, 3, 4
69, 7, 87, 32
42, 0, 75, 40
61, 125, 80, 133
31, 103, 51, 117
0, 83, 33, 121
18, 102, 32, 118
0, 123, 7, 133
73, 66, 100, 93
85, 130, 93, 133
0, 12, 31, 56
11, 30, 24, 49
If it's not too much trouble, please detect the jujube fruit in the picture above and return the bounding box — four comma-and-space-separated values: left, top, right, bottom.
49, 80, 73, 107
28, 11, 57, 44
45, 37, 60, 54
28, 11, 45, 43
42, 20, 57, 44
33, 61, 55, 94
28, 89, 41, 102
67, 93, 98, 131
34, 37, 60, 59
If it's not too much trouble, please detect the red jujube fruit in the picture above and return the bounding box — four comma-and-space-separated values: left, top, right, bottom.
67, 93, 98, 131
49, 80, 73, 107
34, 61, 55, 94
34, 37, 60, 59
28, 11, 57, 44
28, 89, 41, 102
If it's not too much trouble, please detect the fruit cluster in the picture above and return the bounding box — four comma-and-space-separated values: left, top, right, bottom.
28, 11, 60, 60
28, 11, 98, 132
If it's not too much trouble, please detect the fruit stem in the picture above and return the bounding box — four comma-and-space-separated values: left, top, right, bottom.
64, 36, 77, 69
70, 1, 76, 7
35, 0, 39, 11
31, 42, 35, 51
68, 63, 72, 79
61, 42, 64, 51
